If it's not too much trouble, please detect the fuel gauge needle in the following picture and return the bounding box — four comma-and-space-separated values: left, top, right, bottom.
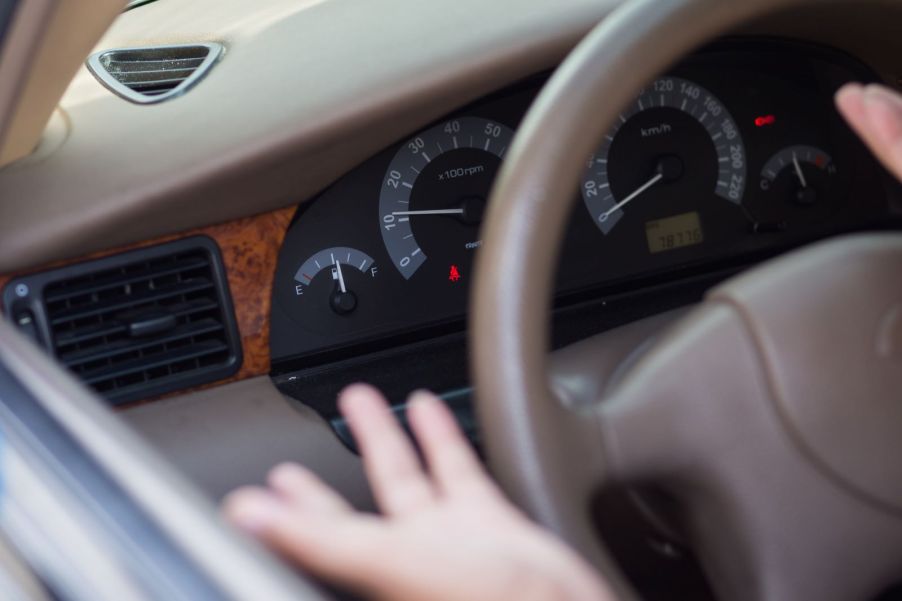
334, 259, 347, 293
599, 172, 664, 222
392, 209, 465, 217
792, 153, 808, 188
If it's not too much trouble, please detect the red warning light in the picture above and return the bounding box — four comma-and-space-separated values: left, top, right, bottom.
448, 265, 461, 283
754, 114, 776, 127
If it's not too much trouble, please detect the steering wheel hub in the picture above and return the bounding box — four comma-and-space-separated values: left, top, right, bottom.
711, 236, 902, 512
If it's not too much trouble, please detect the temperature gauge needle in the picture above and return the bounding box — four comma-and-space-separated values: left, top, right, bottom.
334, 259, 347, 293
599, 172, 664, 222
792, 153, 808, 188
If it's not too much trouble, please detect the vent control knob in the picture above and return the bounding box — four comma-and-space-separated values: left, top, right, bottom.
14, 309, 42, 345
125, 310, 178, 338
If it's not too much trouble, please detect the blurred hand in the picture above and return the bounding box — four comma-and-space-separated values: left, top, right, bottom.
223, 384, 614, 601
836, 83, 902, 181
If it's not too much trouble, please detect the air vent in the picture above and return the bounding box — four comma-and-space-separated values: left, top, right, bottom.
86, 43, 224, 104
3, 237, 242, 405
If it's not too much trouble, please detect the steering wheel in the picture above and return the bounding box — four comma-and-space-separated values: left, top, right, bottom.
472, 0, 902, 600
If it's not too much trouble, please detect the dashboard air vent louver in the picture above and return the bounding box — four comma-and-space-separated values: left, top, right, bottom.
3, 237, 242, 405
86, 43, 224, 104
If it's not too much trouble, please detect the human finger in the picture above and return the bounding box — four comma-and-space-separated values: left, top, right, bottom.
339, 384, 435, 516
836, 83, 902, 181
267, 462, 352, 514
224, 485, 397, 597
406, 391, 496, 499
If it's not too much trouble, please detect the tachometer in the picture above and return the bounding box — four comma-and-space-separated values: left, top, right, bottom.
379, 117, 514, 280
581, 77, 746, 238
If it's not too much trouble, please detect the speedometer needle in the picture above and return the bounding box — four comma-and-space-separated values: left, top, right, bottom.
598, 172, 664, 222
392, 209, 465, 217
334, 259, 347, 293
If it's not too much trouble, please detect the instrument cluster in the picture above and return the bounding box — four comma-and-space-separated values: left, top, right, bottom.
269, 40, 894, 369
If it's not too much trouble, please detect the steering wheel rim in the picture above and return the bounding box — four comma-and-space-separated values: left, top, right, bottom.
471, 1, 902, 600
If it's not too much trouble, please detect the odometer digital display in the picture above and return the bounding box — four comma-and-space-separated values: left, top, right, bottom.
645, 211, 704, 254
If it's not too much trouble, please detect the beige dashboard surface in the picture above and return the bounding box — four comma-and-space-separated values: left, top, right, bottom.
0, 0, 619, 273
0, 0, 899, 273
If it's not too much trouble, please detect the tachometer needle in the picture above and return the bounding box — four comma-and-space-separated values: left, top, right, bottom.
792, 153, 808, 188
334, 259, 347, 294
392, 209, 465, 217
599, 172, 664, 222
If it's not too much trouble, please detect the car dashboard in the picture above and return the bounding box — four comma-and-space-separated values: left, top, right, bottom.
261, 40, 897, 425
0, 36, 899, 437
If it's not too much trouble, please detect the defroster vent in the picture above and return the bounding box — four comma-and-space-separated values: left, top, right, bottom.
3, 237, 242, 405
86, 43, 224, 104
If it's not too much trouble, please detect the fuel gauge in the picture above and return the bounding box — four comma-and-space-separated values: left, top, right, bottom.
293, 247, 379, 316
274, 245, 388, 338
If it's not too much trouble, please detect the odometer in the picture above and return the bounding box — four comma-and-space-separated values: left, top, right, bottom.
645, 211, 705, 254
379, 117, 514, 279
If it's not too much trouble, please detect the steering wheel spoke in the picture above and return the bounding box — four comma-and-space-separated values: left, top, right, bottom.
598, 297, 902, 601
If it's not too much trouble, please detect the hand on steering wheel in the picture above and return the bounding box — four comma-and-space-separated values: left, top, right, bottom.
224, 385, 614, 601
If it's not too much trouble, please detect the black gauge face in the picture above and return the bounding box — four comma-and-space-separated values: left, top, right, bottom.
581, 77, 747, 251
752, 145, 841, 227
278, 246, 382, 335
379, 117, 514, 282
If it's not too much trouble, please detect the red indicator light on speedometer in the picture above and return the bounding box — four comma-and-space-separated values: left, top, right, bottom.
755, 114, 776, 127
449, 265, 462, 283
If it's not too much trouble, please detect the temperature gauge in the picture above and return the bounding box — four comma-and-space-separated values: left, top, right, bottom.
754, 145, 840, 229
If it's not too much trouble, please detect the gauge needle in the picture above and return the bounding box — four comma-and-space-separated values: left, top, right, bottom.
392, 209, 465, 216
334, 259, 347, 293
599, 172, 664, 222
792, 153, 808, 188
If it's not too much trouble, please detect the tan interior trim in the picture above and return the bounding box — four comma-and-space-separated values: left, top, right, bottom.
123, 376, 374, 508
0, 0, 123, 166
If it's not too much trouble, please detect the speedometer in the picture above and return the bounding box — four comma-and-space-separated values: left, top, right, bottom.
581, 77, 746, 240
379, 117, 514, 280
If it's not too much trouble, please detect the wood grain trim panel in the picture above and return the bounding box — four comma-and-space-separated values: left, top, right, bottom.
0, 206, 297, 398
